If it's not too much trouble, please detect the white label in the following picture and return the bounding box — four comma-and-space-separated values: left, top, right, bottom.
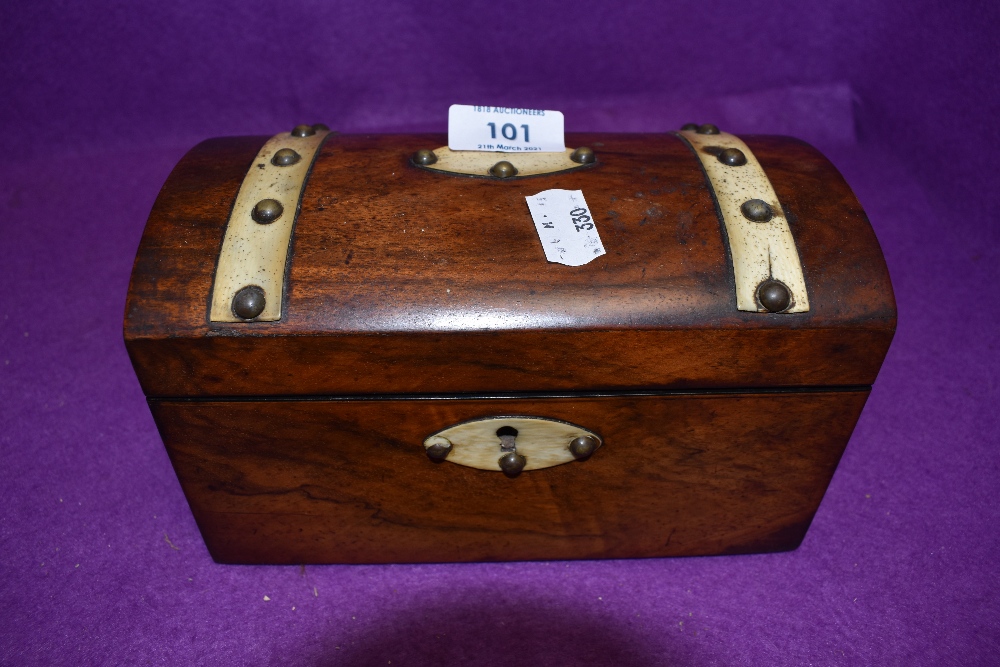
448, 104, 565, 153
525, 189, 605, 267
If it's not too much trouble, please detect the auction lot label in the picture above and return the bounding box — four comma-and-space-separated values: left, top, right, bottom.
525, 189, 605, 267
448, 104, 565, 152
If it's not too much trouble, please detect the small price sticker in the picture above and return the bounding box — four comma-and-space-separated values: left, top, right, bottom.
525, 189, 605, 267
448, 104, 565, 152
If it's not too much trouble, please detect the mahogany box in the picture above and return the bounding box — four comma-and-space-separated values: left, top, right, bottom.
124, 125, 895, 564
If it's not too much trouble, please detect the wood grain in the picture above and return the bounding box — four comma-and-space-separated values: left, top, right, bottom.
124, 133, 896, 398
151, 390, 869, 564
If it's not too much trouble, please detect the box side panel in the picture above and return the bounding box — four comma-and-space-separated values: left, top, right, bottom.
746, 134, 897, 331
150, 390, 869, 564
123, 136, 265, 395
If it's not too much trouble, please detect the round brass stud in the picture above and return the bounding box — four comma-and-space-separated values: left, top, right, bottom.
681, 123, 699, 131
271, 148, 301, 166
490, 161, 518, 179
498, 451, 526, 477
757, 280, 792, 313
291, 124, 316, 137
740, 199, 774, 222
569, 147, 596, 164
312, 123, 330, 132
412, 149, 438, 166
232, 285, 266, 320
426, 442, 453, 462
696, 123, 721, 135
251, 198, 283, 224
717, 148, 747, 166
569, 435, 599, 460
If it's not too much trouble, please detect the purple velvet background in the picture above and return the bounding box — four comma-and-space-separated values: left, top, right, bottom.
2, 1, 998, 664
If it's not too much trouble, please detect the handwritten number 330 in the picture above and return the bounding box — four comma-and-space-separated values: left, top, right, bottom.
571, 207, 593, 231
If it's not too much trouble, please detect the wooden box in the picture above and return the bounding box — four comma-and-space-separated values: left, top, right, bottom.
124, 126, 895, 564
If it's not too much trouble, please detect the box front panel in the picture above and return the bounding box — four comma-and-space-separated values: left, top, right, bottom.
151, 390, 868, 564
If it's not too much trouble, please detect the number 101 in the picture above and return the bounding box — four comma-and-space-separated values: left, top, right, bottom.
487, 122, 530, 143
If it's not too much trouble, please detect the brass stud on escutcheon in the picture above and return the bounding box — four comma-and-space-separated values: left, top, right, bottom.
498, 451, 526, 476
490, 161, 518, 178
271, 148, 301, 166
412, 149, 438, 166
426, 441, 453, 462
291, 124, 316, 137
232, 285, 266, 320
569, 147, 596, 164
757, 279, 792, 313
569, 435, 599, 460
251, 198, 283, 224
696, 123, 720, 135
312, 123, 330, 132
680, 123, 699, 131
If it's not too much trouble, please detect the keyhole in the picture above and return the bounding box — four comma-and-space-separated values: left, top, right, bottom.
496, 426, 518, 453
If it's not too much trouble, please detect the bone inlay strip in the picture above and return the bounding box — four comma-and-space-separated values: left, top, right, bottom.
419, 146, 585, 177
210, 129, 330, 322
677, 130, 809, 313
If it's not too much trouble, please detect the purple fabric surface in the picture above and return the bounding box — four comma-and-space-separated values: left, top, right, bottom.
1, 1, 997, 665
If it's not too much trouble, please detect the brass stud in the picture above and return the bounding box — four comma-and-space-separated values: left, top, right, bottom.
757, 280, 792, 313
696, 123, 721, 135
232, 285, 266, 320
251, 198, 283, 224
291, 124, 316, 137
680, 123, 699, 131
426, 442, 452, 462
490, 161, 518, 179
569, 147, 596, 164
741, 199, 774, 222
312, 123, 330, 132
271, 148, 301, 166
569, 436, 599, 460
717, 148, 747, 166
498, 451, 526, 477
412, 149, 438, 166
